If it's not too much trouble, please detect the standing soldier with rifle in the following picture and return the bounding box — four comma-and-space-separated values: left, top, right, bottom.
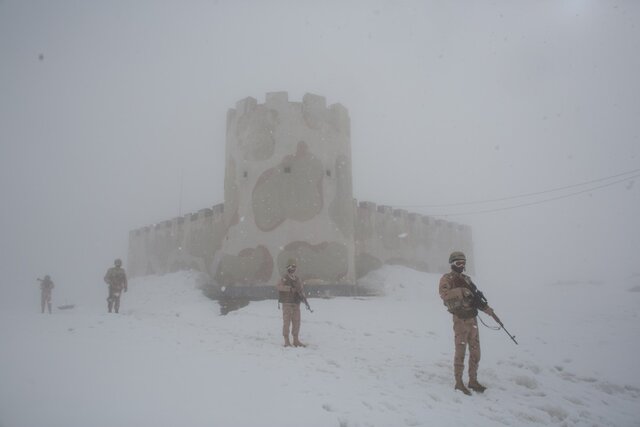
104, 258, 128, 314
38, 275, 54, 314
276, 258, 310, 347
439, 251, 499, 395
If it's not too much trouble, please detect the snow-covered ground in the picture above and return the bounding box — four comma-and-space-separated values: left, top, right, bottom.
1, 266, 639, 427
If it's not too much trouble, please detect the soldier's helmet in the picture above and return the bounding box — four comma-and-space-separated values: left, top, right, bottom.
114, 259, 122, 267
44, 274, 50, 280
448, 251, 466, 264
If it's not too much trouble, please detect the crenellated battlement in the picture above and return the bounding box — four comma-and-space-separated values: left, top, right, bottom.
228, 92, 348, 118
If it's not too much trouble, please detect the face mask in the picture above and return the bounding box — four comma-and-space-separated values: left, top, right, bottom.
451, 261, 465, 273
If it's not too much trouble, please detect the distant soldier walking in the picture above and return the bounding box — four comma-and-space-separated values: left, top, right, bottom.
276, 258, 307, 347
439, 251, 495, 395
104, 259, 128, 313
38, 275, 54, 314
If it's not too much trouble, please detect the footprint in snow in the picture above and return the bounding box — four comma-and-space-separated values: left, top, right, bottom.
512, 375, 538, 389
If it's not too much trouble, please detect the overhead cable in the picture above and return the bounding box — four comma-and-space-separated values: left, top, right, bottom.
394, 167, 640, 209
431, 172, 639, 217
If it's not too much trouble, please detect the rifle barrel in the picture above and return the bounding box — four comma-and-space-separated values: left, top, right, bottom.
501, 325, 518, 345
490, 312, 518, 344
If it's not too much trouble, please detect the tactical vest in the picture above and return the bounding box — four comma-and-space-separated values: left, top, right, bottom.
107, 268, 127, 287
278, 275, 302, 304
442, 273, 478, 319
40, 279, 54, 291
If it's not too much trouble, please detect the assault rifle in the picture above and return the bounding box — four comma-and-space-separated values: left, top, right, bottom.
470, 286, 518, 345
295, 283, 313, 313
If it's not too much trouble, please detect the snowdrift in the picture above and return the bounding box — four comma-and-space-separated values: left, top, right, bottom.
1, 267, 638, 427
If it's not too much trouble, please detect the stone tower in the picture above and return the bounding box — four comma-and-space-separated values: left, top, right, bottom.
213, 92, 356, 292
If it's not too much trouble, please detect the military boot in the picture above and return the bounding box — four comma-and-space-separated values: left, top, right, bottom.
293, 337, 307, 348
468, 380, 486, 393
284, 336, 292, 347
455, 376, 471, 396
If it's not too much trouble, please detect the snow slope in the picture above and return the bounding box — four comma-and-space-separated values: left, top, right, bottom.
1, 267, 639, 427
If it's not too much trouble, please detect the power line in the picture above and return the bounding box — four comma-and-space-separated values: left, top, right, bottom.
394, 167, 640, 209
430, 172, 639, 217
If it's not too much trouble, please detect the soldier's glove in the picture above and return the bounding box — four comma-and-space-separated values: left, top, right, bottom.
484, 307, 495, 316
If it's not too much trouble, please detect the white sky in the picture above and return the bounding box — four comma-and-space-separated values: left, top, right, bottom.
1, 1, 639, 299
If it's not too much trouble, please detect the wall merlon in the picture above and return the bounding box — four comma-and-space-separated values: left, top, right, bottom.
393, 209, 408, 218
302, 93, 326, 110
265, 91, 289, 108
212, 203, 224, 215
329, 103, 348, 116
358, 201, 377, 210
235, 97, 258, 114
226, 109, 236, 126
199, 208, 214, 217
377, 205, 393, 215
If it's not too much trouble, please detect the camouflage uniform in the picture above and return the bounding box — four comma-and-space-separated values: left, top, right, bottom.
276, 272, 306, 347
439, 269, 493, 394
39, 276, 54, 314
104, 261, 128, 313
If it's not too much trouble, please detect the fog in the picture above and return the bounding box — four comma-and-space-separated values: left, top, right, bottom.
1, 1, 639, 306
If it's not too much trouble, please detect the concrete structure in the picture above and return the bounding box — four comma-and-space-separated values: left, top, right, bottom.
128, 92, 473, 298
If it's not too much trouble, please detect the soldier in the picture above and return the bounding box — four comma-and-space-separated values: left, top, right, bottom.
276, 258, 307, 347
439, 251, 495, 395
104, 258, 128, 313
38, 275, 54, 314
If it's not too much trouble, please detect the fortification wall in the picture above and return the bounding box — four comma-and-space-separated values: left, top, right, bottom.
127, 92, 474, 295
354, 201, 473, 278
128, 199, 473, 283
127, 203, 227, 279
